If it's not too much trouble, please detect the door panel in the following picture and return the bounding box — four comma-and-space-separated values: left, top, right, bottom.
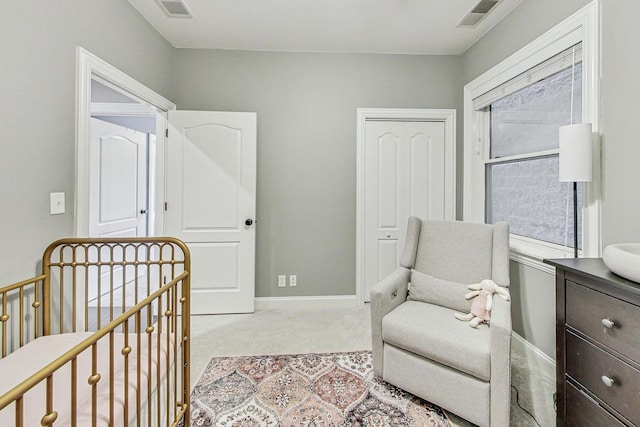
409, 130, 430, 218
99, 138, 137, 222
364, 120, 447, 301
166, 110, 256, 314
188, 243, 239, 290
407, 122, 446, 219
378, 132, 400, 229
365, 122, 403, 295
378, 240, 399, 280
183, 124, 241, 230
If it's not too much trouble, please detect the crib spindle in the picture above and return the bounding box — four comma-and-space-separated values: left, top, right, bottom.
1, 297, 7, 358
71, 357, 78, 427
14, 396, 22, 427
41, 375, 57, 426
89, 342, 100, 427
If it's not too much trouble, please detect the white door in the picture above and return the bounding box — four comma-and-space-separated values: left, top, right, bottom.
364, 120, 449, 301
88, 118, 149, 304
165, 110, 257, 314
89, 118, 149, 239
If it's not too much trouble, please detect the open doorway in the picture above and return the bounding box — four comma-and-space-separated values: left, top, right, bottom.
89, 78, 156, 239
87, 80, 157, 318
75, 47, 175, 238
76, 48, 176, 324
76, 48, 258, 315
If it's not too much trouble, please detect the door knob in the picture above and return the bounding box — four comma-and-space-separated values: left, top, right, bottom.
245, 219, 254, 226
140, 209, 147, 214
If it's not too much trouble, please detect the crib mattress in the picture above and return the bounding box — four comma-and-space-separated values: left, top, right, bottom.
0, 331, 175, 426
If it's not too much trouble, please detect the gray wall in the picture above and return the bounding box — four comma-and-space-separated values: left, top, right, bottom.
0, 0, 175, 283
462, 0, 640, 359
173, 50, 461, 297
600, 0, 640, 247
456, 0, 592, 224
461, 0, 592, 85
461, 0, 591, 358
5, 0, 637, 361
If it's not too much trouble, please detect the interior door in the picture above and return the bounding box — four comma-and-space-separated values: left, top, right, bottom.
364, 120, 447, 301
88, 117, 149, 303
89, 118, 148, 238
165, 110, 257, 314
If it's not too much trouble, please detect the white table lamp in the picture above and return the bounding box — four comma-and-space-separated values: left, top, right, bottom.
559, 123, 593, 257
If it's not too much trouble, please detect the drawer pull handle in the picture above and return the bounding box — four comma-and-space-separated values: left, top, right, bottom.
601, 375, 615, 387
601, 318, 615, 329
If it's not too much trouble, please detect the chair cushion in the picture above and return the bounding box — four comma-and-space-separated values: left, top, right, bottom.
382, 300, 491, 381
407, 269, 472, 313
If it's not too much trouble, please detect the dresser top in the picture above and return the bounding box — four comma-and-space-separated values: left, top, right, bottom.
545, 258, 640, 297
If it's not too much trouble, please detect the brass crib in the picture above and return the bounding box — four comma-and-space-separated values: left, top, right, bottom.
0, 237, 191, 427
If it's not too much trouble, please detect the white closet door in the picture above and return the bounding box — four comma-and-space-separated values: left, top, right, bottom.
405, 121, 446, 220
364, 120, 447, 301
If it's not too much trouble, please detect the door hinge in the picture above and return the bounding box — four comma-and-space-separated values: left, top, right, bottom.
165, 128, 169, 138
164, 202, 168, 211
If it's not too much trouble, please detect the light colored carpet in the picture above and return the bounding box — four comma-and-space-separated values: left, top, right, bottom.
189, 305, 555, 426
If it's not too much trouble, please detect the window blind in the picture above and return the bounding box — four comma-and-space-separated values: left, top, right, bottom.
473, 42, 582, 111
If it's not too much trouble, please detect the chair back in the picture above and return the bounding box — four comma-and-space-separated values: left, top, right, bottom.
400, 218, 510, 287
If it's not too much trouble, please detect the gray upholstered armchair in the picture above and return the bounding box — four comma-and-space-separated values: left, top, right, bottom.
370, 217, 511, 427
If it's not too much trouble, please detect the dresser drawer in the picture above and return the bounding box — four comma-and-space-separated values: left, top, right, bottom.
566, 280, 640, 362
565, 381, 625, 427
566, 332, 640, 424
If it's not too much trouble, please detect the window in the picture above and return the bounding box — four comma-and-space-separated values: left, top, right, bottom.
485, 45, 582, 248
464, 5, 600, 270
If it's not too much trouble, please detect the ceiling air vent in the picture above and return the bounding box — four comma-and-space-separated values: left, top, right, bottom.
457, 0, 499, 28
158, 0, 192, 18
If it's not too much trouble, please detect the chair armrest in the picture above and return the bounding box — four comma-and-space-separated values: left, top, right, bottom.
489, 296, 512, 427
370, 267, 411, 376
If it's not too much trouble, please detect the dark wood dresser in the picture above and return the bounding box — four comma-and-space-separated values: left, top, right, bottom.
545, 258, 640, 426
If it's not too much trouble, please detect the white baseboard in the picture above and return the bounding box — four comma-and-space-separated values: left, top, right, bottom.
254, 295, 360, 310
512, 332, 556, 376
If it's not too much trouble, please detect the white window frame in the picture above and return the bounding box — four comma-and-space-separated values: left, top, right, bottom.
463, 2, 601, 273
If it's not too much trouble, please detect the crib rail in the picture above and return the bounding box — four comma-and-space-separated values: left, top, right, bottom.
0, 237, 191, 427
0, 275, 45, 357
42, 237, 190, 335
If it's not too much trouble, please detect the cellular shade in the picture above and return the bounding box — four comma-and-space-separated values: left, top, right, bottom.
473, 43, 582, 111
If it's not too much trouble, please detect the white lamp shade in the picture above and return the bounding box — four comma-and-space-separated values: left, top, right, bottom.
559, 123, 593, 182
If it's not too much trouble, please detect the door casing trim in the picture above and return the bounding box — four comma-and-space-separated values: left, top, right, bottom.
75, 47, 176, 237
355, 108, 456, 306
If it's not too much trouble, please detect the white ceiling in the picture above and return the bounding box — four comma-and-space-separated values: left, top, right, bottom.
128, 0, 523, 55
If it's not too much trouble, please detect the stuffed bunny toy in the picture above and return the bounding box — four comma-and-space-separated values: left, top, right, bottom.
455, 279, 510, 328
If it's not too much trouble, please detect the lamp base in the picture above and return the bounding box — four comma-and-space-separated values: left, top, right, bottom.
573, 181, 578, 258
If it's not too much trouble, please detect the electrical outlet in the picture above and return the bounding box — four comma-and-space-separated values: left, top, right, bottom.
278, 275, 286, 288
289, 275, 297, 287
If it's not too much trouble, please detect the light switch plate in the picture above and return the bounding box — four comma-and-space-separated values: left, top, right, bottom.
50, 192, 65, 215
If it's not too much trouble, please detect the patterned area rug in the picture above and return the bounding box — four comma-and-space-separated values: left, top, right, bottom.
190, 350, 451, 426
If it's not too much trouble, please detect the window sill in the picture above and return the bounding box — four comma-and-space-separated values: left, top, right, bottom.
509, 235, 576, 275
